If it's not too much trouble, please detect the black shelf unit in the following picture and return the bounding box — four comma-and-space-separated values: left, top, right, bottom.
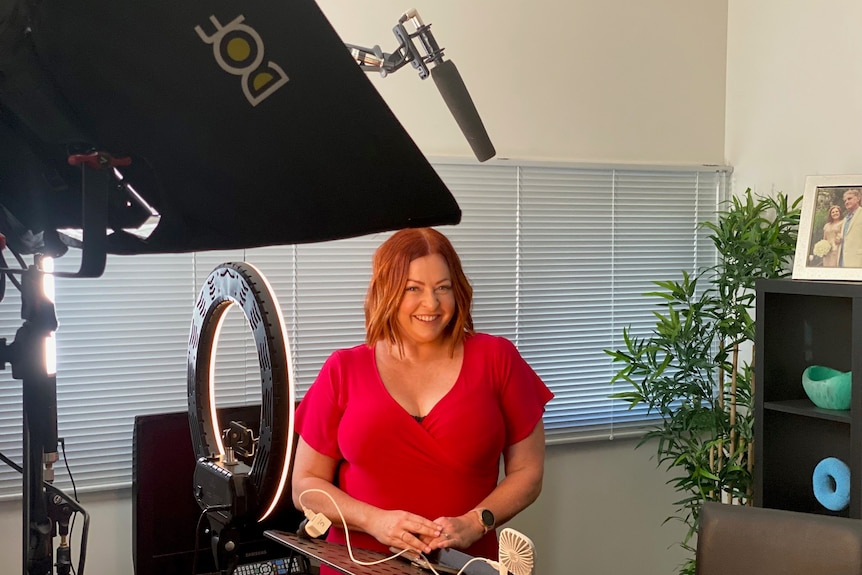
754, 278, 862, 518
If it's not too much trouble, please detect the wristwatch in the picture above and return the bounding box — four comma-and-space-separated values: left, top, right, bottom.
473, 508, 495, 533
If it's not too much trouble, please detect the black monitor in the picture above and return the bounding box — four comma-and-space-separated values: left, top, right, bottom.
132, 405, 303, 575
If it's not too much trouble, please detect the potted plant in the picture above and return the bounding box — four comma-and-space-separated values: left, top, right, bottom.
605, 189, 801, 575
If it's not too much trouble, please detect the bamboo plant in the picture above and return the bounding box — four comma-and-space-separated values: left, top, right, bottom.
605, 190, 801, 575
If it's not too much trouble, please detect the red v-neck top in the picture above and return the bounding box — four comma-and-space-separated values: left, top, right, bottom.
295, 333, 553, 560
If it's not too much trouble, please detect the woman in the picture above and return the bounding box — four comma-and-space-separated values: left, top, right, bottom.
823, 204, 844, 267
291, 228, 553, 570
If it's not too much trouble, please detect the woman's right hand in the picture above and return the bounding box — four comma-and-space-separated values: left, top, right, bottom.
366, 509, 442, 554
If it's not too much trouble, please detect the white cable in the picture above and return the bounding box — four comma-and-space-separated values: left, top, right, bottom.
299, 489, 524, 575
298, 488, 513, 575
299, 488, 417, 568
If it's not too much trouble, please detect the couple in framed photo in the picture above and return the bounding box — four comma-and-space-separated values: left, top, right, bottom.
793, 175, 862, 280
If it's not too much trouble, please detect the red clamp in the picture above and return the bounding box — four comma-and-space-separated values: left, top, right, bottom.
68, 152, 132, 170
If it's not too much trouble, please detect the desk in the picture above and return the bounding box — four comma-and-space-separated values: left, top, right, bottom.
263, 531, 497, 575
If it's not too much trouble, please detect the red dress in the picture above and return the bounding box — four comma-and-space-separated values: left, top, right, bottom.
294, 333, 553, 566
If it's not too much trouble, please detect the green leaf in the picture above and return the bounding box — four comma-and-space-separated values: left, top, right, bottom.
606, 188, 799, 574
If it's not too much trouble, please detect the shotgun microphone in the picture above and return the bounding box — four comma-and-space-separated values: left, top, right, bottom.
348, 9, 496, 162
431, 59, 496, 162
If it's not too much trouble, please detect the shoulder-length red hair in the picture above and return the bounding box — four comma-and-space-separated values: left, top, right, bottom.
365, 228, 474, 354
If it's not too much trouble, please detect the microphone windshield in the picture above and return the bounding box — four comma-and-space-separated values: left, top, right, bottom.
431, 59, 496, 162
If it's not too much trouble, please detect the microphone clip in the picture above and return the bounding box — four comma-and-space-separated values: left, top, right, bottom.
345, 9, 444, 79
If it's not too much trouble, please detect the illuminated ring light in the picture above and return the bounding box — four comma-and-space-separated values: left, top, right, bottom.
187, 262, 295, 522
812, 456, 850, 512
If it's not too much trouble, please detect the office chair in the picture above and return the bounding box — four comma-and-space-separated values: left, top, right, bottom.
696, 502, 862, 575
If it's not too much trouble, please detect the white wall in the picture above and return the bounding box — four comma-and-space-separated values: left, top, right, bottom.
315, 0, 728, 164
0, 1, 729, 574
0, 440, 688, 575
510, 440, 690, 575
0, 489, 133, 574
726, 0, 862, 198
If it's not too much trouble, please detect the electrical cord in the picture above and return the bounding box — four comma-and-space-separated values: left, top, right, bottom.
59, 438, 82, 575
280, 549, 311, 575
299, 488, 410, 567
60, 438, 79, 499
0, 445, 89, 574
44, 481, 90, 575
191, 507, 208, 575
187, 506, 314, 575
298, 488, 501, 575
190, 504, 232, 575
0, 449, 21, 472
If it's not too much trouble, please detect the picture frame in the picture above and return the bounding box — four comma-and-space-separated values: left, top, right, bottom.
793, 174, 862, 280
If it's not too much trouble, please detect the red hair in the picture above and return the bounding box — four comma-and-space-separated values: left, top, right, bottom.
365, 228, 474, 354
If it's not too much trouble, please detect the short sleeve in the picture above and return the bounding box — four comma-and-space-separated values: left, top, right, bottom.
294, 350, 347, 459
491, 336, 554, 446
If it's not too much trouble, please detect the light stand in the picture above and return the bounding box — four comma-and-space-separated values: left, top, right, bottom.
0, 150, 120, 574
0, 258, 70, 575
0, 3, 488, 572
0, 257, 58, 575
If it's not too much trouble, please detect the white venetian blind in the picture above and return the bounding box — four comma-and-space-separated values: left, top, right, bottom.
517, 166, 723, 442
0, 160, 728, 498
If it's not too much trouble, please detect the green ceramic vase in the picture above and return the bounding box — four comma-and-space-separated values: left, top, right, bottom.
802, 365, 852, 410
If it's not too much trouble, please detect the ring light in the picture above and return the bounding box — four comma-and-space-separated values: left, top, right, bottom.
187, 262, 294, 522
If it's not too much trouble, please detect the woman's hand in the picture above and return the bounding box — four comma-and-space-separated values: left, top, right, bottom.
366, 509, 443, 554
422, 513, 485, 550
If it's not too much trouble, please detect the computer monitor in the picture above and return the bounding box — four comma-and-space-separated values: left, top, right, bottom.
132, 405, 303, 575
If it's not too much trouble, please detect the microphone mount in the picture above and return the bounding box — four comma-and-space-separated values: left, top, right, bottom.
346, 9, 443, 79
345, 9, 496, 162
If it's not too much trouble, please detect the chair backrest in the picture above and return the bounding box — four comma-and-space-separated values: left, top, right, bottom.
696, 502, 862, 575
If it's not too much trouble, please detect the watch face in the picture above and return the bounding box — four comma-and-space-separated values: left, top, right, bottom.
481, 509, 495, 527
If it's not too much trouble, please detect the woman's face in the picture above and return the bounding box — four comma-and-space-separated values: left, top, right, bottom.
396, 254, 455, 347
831, 206, 842, 220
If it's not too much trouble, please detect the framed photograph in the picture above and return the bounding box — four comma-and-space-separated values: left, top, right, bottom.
793, 174, 862, 280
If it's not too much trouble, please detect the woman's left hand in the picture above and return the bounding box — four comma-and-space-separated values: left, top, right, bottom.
422, 513, 485, 550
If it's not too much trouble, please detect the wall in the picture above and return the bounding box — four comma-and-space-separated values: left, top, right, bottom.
314, 0, 728, 164
726, 0, 862, 197
0, 490, 132, 574
0, 439, 688, 575
0, 1, 729, 573
509, 439, 690, 575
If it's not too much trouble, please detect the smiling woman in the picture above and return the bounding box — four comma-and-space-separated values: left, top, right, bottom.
290, 228, 554, 575
382, 254, 461, 417
366, 229, 472, 357
0, 159, 728, 504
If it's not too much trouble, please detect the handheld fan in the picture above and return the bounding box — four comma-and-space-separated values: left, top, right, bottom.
489, 528, 536, 575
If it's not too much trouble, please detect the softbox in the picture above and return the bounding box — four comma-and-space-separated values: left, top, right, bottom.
0, 0, 461, 255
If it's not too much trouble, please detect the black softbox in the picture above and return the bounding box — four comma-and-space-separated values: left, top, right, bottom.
0, 0, 461, 255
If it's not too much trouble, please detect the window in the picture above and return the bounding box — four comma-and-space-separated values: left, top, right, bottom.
0, 160, 728, 497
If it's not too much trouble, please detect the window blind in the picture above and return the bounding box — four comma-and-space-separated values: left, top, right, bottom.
0, 160, 728, 497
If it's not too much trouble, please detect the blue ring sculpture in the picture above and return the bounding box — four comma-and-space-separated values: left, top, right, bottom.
812, 456, 851, 511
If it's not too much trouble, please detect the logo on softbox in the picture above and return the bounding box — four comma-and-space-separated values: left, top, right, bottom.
195, 15, 289, 107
